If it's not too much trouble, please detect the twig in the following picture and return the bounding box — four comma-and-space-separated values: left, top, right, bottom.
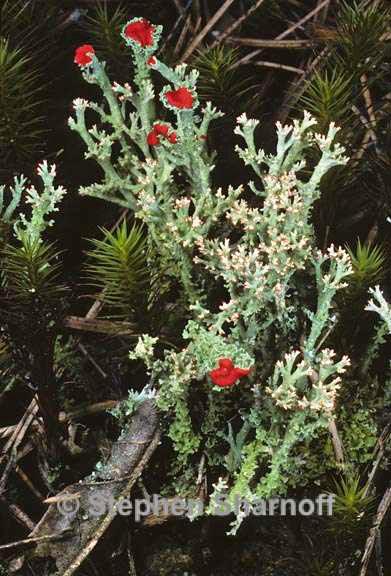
196, 453, 206, 486
253, 60, 305, 74
210, 0, 266, 49
360, 487, 391, 576
360, 74, 378, 146
375, 531, 383, 576
62, 431, 160, 575
24, 401, 160, 574
127, 532, 137, 576
1, 397, 38, 457
179, 0, 237, 63
1, 424, 33, 441
351, 105, 378, 160
0, 530, 72, 552
364, 425, 391, 497
0, 495, 35, 531
0, 397, 39, 491
1, 400, 121, 441
77, 343, 107, 379
229, 38, 314, 49
314, 0, 331, 24
0, 455, 15, 494
64, 316, 136, 337
351, 127, 373, 161
174, 14, 193, 56
328, 419, 345, 466
15, 465, 44, 501
171, 0, 185, 16
160, 0, 193, 55
191, 0, 201, 32
232, 0, 330, 68
276, 46, 330, 124
193, 15, 202, 35
60, 400, 120, 422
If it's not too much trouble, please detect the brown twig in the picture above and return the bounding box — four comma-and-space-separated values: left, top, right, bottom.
174, 14, 193, 56
351, 104, 378, 160
171, 0, 185, 16
360, 487, 391, 576
193, 15, 202, 35
360, 74, 378, 145
179, 0, 237, 63
0, 495, 35, 531
1, 397, 39, 457
64, 316, 136, 337
229, 38, 315, 49
127, 532, 138, 576
1, 423, 34, 442
210, 0, 266, 49
253, 60, 305, 74
15, 465, 44, 501
0, 530, 72, 552
314, 0, 331, 24
59, 399, 120, 422
232, 0, 331, 69
328, 419, 345, 466
30, 401, 161, 576
351, 126, 373, 161
1, 400, 121, 441
77, 343, 108, 379
276, 46, 330, 124
364, 425, 391, 497
0, 398, 39, 492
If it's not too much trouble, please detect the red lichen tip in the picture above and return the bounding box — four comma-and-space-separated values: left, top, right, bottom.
124, 19, 155, 47
154, 124, 169, 137
165, 87, 194, 110
209, 358, 251, 388
147, 130, 160, 146
147, 123, 178, 147
74, 44, 95, 67
167, 132, 177, 144
147, 56, 157, 66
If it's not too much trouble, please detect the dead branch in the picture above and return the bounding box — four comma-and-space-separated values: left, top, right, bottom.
360, 487, 391, 576
0, 398, 39, 492
171, 0, 185, 16
1, 400, 121, 441
14, 400, 160, 575
0, 495, 35, 532
229, 38, 315, 49
210, 0, 266, 49
253, 60, 305, 74
232, 0, 330, 70
77, 342, 108, 378
276, 46, 330, 124
174, 14, 193, 56
64, 316, 137, 336
328, 419, 345, 466
15, 466, 44, 501
1, 397, 38, 457
180, 0, 237, 63
364, 424, 391, 497
0, 530, 72, 552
